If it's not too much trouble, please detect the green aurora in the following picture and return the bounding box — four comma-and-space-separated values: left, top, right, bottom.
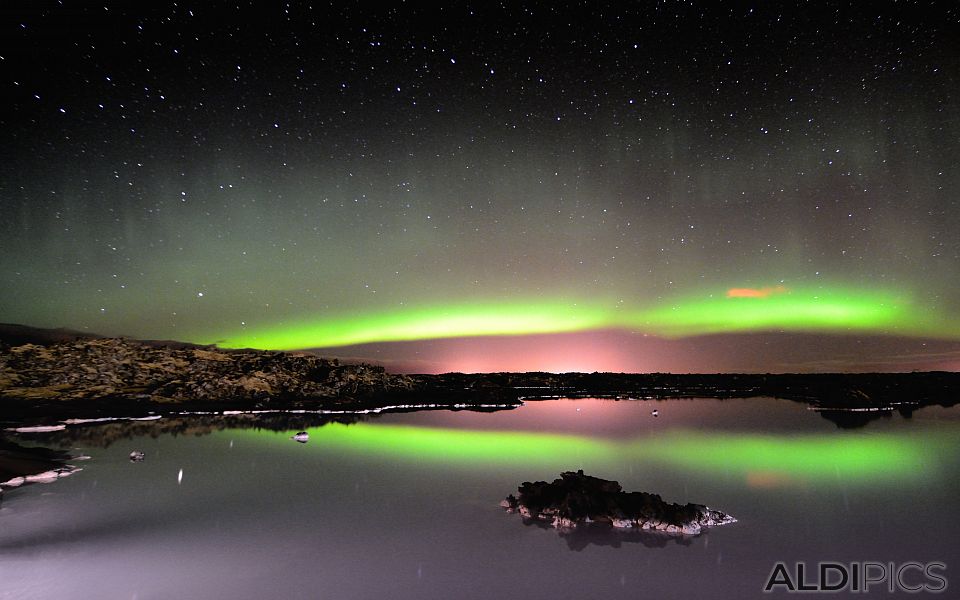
208, 285, 958, 350
238, 422, 955, 486
4, 2, 959, 374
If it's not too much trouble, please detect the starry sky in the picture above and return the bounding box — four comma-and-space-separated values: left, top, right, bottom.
1, 2, 959, 373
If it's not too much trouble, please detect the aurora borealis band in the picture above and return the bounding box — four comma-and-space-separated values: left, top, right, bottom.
2, 3, 959, 372
208, 285, 959, 350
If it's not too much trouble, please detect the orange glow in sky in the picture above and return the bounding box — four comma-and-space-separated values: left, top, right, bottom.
726, 285, 789, 298
746, 470, 797, 489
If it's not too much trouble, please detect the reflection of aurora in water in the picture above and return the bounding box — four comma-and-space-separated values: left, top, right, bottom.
239, 422, 956, 487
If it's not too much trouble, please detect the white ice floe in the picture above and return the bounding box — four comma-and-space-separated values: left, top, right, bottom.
8, 415, 164, 433
2, 466, 82, 488
9, 403, 521, 434
63, 415, 162, 424
210, 403, 520, 417
5, 425, 66, 433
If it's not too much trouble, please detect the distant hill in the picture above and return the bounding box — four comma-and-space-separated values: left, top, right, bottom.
0, 323, 206, 351
0, 323, 104, 346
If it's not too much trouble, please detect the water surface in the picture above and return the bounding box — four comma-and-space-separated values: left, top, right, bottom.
2, 398, 958, 599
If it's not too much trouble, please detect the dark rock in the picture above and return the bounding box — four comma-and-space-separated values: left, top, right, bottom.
0, 338, 416, 416
411, 371, 960, 428
503, 470, 736, 536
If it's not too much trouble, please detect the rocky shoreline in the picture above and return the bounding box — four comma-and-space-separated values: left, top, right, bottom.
0, 337, 422, 421
502, 470, 736, 536
2, 328, 959, 427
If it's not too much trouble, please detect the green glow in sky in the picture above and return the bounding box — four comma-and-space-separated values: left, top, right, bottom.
242, 422, 950, 485
208, 286, 956, 350
211, 300, 611, 349
636, 287, 914, 337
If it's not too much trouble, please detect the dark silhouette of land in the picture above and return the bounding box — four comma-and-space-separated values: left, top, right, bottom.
502, 470, 736, 535
411, 370, 959, 428
2, 324, 957, 428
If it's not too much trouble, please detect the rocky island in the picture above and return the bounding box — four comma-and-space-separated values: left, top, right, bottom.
502, 470, 736, 536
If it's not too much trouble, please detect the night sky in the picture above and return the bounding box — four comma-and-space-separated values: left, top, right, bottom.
2, 2, 959, 373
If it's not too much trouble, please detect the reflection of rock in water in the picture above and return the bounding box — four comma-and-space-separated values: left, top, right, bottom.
817, 409, 894, 429
0, 437, 83, 501
10, 413, 379, 449
520, 517, 695, 551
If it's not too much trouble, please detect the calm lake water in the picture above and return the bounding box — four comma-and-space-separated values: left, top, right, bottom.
2, 397, 959, 599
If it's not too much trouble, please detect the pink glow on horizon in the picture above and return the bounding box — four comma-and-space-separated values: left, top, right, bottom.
726, 285, 789, 298
320, 330, 960, 374
432, 331, 643, 374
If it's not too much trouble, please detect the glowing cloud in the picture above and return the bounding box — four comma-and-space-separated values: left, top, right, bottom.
726, 285, 789, 298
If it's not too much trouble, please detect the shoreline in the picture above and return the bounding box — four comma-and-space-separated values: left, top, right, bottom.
2, 336, 958, 427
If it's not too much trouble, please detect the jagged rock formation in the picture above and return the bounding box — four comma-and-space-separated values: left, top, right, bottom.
0, 338, 413, 410
502, 470, 736, 536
